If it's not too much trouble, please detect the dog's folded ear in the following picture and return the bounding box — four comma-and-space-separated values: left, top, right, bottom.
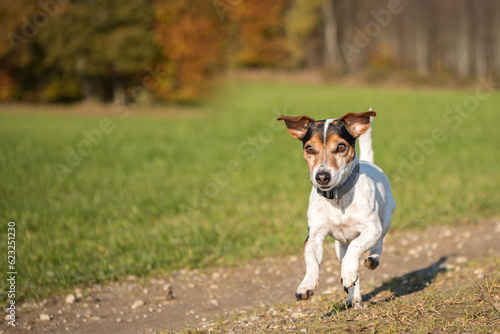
277, 115, 315, 140
340, 111, 376, 138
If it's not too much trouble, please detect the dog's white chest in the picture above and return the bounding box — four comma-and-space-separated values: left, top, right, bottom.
308, 193, 362, 244
324, 207, 361, 244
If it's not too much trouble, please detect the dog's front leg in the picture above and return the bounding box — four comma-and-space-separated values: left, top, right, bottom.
340, 222, 381, 293
295, 228, 328, 300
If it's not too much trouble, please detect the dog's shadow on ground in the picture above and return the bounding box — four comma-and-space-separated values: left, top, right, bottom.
363, 256, 448, 304
324, 257, 448, 316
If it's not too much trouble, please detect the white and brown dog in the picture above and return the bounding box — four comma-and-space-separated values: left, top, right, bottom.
278, 110, 396, 307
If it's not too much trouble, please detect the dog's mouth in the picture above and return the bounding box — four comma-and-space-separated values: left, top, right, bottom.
312, 163, 354, 192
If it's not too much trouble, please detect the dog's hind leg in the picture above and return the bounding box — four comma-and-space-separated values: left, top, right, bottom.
365, 187, 396, 270
363, 239, 382, 270
364, 210, 392, 270
347, 277, 362, 309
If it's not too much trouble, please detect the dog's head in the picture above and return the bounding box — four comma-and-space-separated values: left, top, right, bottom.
278, 111, 375, 191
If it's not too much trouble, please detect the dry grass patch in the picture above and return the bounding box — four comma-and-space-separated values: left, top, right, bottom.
169, 256, 500, 333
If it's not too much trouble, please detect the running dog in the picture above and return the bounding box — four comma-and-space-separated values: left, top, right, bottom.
277, 110, 396, 307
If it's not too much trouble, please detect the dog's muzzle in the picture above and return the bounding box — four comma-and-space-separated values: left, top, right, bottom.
316, 163, 360, 204
315, 171, 331, 187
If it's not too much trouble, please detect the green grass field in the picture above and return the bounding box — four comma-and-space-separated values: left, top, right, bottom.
1, 81, 499, 302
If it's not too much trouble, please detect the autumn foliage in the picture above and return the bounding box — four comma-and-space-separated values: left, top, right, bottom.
153, 0, 290, 101
1, 0, 499, 103
229, 0, 290, 68
154, 0, 226, 101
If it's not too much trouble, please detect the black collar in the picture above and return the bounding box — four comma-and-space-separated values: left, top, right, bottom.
316, 162, 360, 204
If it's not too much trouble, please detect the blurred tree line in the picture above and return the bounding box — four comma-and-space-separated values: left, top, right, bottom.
0, 0, 498, 103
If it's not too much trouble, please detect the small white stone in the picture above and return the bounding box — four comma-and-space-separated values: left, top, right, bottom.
200, 321, 211, 328
325, 276, 336, 284
495, 223, 500, 233
75, 288, 84, 299
323, 286, 339, 294
65, 294, 76, 304
39, 314, 51, 321
131, 300, 144, 309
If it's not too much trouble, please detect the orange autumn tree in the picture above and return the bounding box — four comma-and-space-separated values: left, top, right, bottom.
230, 0, 290, 68
154, 0, 226, 101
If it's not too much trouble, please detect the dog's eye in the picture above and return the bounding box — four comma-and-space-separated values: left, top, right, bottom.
337, 144, 347, 153
305, 145, 315, 154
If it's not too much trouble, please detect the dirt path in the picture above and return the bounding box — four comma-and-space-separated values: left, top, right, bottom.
4, 219, 500, 334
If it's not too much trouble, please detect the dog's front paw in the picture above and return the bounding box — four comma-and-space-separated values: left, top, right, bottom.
295, 278, 318, 301
295, 289, 314, 301
341, 265, 358, 294
363, 257, 379, 270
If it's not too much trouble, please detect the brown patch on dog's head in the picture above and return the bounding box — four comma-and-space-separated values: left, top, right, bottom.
302, 133, 324, 171
324, 130, 356, 168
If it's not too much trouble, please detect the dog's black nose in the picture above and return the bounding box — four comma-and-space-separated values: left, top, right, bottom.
315, 171, 331, 186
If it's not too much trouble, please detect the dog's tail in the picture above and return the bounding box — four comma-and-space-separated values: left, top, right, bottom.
359, 107, 374, 164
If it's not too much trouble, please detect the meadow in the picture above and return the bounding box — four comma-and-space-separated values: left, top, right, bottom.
1, 81, 499, 302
